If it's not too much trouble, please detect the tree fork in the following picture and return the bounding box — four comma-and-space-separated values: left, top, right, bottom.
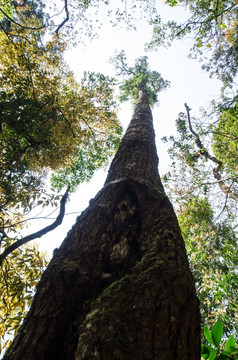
3, 89, 200, 360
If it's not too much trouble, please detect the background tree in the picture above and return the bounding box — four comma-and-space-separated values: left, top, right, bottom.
3, 58, 200, 360
146, 0, 238, 213
177, 196, 238, 337
162, 106, 238, 338
0, 1, 122, 347
147, 0, 238, 86
145, 0, 238, 338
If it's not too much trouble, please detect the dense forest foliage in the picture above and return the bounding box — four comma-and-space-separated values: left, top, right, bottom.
0, 0, 237, 356
148, 0, 238, 340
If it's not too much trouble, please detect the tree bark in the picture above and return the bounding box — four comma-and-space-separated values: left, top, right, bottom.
3, 89, 200, 360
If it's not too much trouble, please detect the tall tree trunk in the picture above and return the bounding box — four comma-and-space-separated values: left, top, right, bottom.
4, 90, 200, 360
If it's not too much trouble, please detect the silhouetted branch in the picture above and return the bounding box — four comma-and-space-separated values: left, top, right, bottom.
0, 7, 45, 31
55, 0, 69, 36
175, 4, 237, 38
0, 217, 7, 244
0, 186, 70, 266
185, 103, 238, 201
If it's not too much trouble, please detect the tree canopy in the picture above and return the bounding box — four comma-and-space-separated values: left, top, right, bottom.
144, 0, 238, 344
147, 0, 238, 86
111, 50, 170, 106
0, 0, 123, 348
177, 195, 238, 337
162, 104, 238, 338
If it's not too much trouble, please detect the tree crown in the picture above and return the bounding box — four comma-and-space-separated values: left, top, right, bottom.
111, 50, 170, 106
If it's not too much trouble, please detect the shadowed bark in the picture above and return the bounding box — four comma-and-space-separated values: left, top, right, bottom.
3, 89, 200, 360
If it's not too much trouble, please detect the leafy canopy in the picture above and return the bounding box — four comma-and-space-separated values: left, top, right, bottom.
111, 50, 170, 106
0, 0, 122, 348
0, 18, 122, 213
212, 105, 238, 176
163, 104, 238, 338
0, 242, 48, 353
147, 0, 238, 86
177, 196, 238, 337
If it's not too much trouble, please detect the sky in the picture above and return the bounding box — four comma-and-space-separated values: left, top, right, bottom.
25, 0, 222, 257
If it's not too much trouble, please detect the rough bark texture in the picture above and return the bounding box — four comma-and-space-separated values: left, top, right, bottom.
4, 90, 200, 360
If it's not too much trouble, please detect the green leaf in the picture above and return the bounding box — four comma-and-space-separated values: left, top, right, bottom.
165, 0, 178, 7
211, 319, 223, 348
221, 350, 233, 358
208, 348, 217, 360
204, 326, 215, 345
225, 335, 236, 352
201, 345, 217, 360
201, 344, 210, 359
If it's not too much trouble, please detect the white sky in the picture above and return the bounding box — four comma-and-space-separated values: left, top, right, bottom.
26, 1, 222, 257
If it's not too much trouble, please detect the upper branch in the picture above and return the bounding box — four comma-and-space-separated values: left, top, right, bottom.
55, 0, 69, 36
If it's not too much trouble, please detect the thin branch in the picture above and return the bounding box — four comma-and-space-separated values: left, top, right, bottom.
184, 103, 238, 201
4, 209, 82, 231
0, 7, 45, 31
0, 217, 7, 245
0, 185, 70, 266
216, 186, 230, 218
175, 4, 237, 38
55, 0, 69, 36
25, 55, 37, 103
199, 177, 238, 186
57, 107, 76, 137
3, 204, 60, 230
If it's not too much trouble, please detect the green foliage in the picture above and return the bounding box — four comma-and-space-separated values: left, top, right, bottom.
49, 71, 122, 192
0, 17, 121, 213
111, 50, 170, 106
0, 241, 48, 353
147, 0, 238, 89
0, 0, 14, 20
164, 107, 238, 206
165, 0, 178, 7
201, 319, 238, 359
50, 129, 122, 192
0, 1, 122, 346
177, 196, 238, 336
163, 105, 238, 337
212, 105, 238, 176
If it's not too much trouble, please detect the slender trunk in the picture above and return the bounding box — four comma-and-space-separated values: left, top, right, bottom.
4, 90, 200, 360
